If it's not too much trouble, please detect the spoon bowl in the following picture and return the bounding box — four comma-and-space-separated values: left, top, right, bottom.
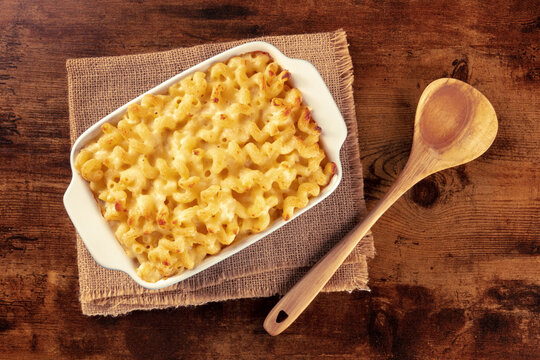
264, 78, 498, 336
411, 78, 498, 177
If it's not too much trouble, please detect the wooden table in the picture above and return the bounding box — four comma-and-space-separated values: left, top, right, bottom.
1, 1, 538, 358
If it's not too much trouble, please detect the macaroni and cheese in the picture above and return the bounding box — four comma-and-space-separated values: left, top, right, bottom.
75, 52, 336, 282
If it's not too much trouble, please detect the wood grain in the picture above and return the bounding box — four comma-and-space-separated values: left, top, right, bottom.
0, 0, 538, 359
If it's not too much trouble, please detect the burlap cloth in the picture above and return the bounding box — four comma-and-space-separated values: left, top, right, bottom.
66, 29, 375, 316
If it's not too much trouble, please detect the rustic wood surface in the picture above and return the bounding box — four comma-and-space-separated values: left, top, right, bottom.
0, 1, 538, 359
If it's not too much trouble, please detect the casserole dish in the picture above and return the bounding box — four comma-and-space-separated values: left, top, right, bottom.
64, 41, 348, 289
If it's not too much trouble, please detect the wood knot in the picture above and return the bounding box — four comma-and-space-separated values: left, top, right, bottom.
451, 58, 469, 82
411, 178, 439, 208
0, 318, 12, 333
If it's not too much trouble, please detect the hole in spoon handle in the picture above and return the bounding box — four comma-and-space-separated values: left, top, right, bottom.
264, 302, 292, 336
276, 310, 289, 323
264, 292, 309, 336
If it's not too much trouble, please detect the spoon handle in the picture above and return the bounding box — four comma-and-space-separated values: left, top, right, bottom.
264, 164, 422, 336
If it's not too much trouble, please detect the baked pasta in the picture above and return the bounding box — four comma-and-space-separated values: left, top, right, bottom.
75, 52, 336, 282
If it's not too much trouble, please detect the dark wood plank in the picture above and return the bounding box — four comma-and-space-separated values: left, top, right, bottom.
0, 0, 538, 359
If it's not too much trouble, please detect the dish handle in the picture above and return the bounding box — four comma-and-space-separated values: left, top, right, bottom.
63, 175, 129, 271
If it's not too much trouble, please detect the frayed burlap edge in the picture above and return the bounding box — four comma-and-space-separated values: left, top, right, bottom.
330, 30, 375, 258
81, 257, 370, 316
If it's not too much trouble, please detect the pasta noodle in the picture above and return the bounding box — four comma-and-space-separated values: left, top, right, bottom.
75, 52, 336, 282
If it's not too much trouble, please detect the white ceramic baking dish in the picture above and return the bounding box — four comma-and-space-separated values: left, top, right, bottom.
64, 41, 348, 289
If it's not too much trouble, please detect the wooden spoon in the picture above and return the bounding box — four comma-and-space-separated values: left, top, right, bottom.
264, 78, 498, 336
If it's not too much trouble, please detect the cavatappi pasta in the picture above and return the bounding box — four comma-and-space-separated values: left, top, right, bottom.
75, 52, 336, 282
